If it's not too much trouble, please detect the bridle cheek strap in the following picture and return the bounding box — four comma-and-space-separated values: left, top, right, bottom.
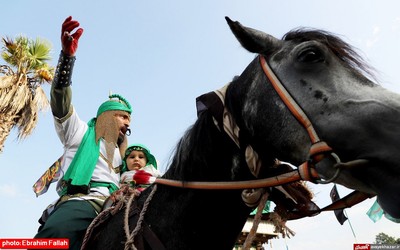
259, 55, 335, 182
259, 55, 321, 143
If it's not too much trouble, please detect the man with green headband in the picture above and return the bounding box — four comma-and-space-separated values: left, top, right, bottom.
33, 16, 132, 250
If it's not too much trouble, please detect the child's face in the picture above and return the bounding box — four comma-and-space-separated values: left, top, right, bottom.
126, 150, 148, 171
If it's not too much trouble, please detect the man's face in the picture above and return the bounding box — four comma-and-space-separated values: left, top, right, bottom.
114, 112, 131, 144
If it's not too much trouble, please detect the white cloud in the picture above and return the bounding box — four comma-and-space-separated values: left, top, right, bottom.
0, 184, 18, 197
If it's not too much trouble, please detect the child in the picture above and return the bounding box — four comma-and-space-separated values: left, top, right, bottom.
120, 143, 161, 191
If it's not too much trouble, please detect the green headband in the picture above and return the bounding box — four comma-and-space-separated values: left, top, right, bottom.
97, 93, 132, 117
122, 143, 157, 172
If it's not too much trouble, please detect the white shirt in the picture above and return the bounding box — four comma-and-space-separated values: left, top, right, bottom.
54, 107, 121, 200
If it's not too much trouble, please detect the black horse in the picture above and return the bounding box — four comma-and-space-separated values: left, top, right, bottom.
86, 17, 400, 250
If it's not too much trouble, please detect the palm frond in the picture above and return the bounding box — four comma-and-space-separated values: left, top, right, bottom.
16, 86, 49, 139
2, 36, 29, 73
0, 75, 15, 89
1, 37, 17, 65
28, 38, 52, 69
32, 86, 49, 111
32, 64, 54, 84
0, 84, 19, 112
1, 50, 16, 66
0, 65, 14, 75
4, 74, 30, 114
2, 36, 53, 74
16, 102, 36, 139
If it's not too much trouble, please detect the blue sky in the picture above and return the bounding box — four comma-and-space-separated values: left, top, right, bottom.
1, 1, 400, 249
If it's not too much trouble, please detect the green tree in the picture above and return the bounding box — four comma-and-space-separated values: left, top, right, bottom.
0, 36, 54, 152
375, 233, 400, 244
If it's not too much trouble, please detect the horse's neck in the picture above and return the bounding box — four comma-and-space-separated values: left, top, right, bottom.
141, 113, 253, 249
144, 183, 251, 249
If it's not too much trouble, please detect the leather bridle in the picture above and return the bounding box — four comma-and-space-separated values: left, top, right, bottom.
154, 54, 374, 213
259, 55, 341, 184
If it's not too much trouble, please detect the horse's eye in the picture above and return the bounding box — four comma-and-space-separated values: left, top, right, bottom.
297, 49, 324, 63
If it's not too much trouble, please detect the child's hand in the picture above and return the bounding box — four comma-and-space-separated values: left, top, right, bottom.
133, 170, 155, 184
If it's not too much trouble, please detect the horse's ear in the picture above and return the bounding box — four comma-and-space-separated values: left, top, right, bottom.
225, 16, 281, 54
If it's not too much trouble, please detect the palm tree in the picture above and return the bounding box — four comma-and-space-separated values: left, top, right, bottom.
0, 36, 54, 153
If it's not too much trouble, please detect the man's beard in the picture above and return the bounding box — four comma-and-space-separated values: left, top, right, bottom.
95, 110, 129, 162
117, 133, 125, 145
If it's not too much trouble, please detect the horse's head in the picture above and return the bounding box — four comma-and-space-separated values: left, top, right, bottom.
225, 17, 400, 219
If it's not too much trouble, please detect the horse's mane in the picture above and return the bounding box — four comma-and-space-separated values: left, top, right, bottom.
282, 28, 378, 83
163, 102, 249, 183
163, 110, 233, 180
164, 112, 211, 179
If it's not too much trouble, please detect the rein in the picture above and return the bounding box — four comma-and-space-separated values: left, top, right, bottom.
154, 169, 317, 189
154, 172, 372, 213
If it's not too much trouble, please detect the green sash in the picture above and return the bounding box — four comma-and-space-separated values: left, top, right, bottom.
62, 118, 99, 189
